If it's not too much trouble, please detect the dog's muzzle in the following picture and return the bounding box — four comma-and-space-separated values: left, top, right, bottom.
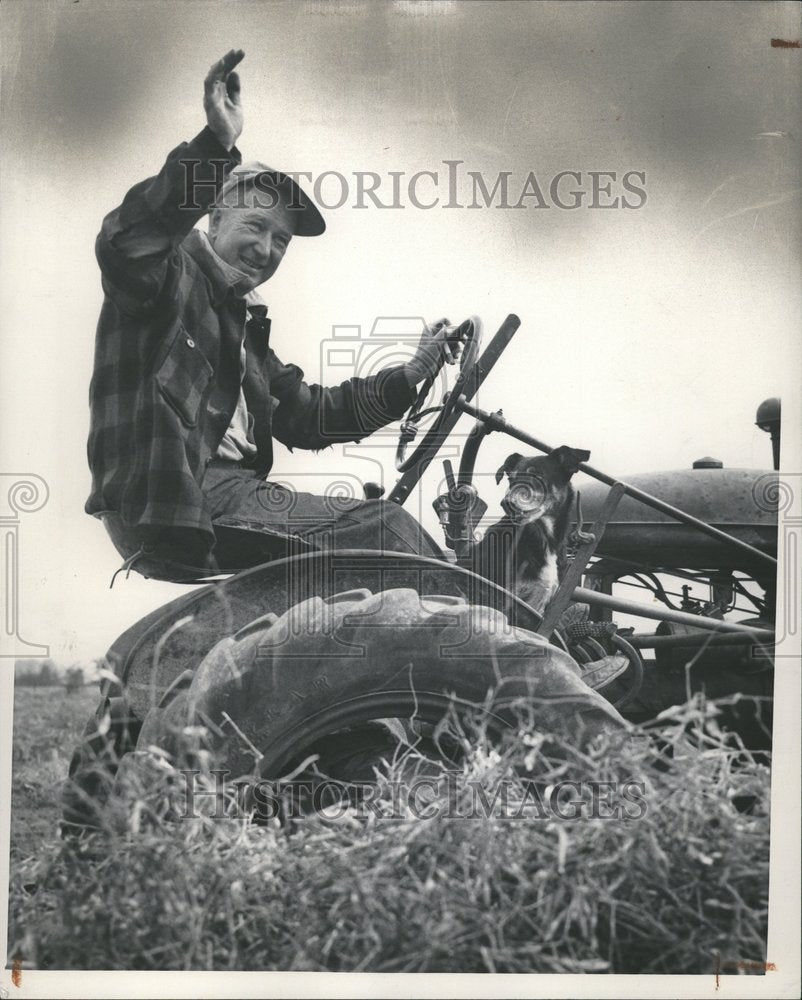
501, 482, 546, 523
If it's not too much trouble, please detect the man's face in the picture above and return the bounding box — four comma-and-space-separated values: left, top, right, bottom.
208, 200, 294, 291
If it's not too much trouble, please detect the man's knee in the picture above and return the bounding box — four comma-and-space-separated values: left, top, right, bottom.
367, 499, 440, 556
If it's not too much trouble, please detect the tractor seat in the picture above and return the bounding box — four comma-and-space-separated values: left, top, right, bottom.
103, 514, 316, 585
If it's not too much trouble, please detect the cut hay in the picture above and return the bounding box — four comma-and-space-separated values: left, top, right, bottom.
9, 693, 770, 974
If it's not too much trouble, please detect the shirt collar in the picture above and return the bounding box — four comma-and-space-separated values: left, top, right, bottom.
183, 229, 268, 310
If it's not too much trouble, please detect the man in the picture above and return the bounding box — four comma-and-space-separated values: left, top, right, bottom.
87, 50, 461, 574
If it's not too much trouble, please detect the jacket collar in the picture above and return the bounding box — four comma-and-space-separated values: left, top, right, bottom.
183, 229, 268, 311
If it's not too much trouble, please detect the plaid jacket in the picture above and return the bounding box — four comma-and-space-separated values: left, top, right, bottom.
86, 127, 414, 552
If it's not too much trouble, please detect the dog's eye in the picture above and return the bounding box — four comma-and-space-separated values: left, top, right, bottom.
509, 482, 545, 510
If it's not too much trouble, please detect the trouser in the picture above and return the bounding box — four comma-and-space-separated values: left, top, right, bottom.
203, 462, 442, 557
104, 460, 443, 571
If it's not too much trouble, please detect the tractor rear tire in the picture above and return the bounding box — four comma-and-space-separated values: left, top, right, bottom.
135, 587, 627, 782
60, 696, 142, 836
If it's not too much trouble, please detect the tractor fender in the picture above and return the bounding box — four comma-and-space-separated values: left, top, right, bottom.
104, 551, 561, 719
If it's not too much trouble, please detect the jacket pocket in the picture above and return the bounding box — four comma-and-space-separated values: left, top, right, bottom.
154, 324, 214, 427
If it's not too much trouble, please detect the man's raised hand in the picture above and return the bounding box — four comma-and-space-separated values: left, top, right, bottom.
204, 49, 245, 151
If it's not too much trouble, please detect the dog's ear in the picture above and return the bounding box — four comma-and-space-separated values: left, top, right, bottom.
495, 453, 525, 484
551, 445, 591, 476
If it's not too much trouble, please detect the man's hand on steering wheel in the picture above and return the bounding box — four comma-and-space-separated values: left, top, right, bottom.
395, 315, 482, 472
402, 317, 470, 388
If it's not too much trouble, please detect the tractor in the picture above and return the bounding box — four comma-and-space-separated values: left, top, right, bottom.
62, 315, 778, 830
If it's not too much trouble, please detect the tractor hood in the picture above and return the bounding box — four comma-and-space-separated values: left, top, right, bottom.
574, 466, 778, 574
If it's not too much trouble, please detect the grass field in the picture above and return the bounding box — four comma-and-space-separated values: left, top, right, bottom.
9, 685, 100, 864
7, 681, 771, 974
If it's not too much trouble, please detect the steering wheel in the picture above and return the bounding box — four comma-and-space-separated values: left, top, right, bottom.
395, 316, 483, 473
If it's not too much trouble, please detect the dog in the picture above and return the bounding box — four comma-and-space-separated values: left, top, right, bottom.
470, 445, 591, 614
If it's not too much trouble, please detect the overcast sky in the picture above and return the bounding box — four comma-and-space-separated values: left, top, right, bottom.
1, 0, 799, 662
